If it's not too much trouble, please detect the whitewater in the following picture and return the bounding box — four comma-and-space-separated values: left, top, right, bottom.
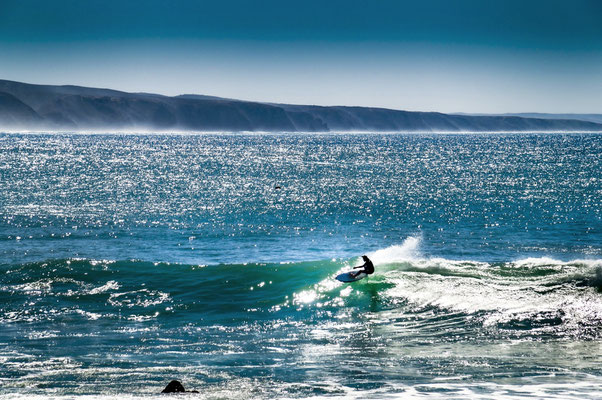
1, 132, 601, 399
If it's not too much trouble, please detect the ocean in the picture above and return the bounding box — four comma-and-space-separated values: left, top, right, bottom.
1, 132, 601, 399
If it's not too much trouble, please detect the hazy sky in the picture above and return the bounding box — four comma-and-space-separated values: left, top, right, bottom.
1, 0, 601, 113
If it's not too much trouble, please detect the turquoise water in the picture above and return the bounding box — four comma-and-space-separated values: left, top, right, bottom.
1, 133, 601, 399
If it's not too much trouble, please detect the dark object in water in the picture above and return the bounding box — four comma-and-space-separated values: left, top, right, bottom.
161, 380, 199, 394
274, 185, 282, 189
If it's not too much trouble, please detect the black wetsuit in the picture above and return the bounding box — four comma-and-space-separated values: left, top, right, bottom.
357, 258, 375, 275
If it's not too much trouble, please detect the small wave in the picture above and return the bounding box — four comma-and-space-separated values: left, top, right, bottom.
513, 256, 602, 269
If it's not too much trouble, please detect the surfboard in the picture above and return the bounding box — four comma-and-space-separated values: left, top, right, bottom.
336, 271, 367, 282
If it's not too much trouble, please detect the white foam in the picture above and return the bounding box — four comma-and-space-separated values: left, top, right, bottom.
381, 255, 602, 330
513, 256, 602, 269
366, 236, 421, 265
88, 280, 120, 295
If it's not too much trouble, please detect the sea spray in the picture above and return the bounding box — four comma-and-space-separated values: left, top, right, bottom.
366, 236, 421, 265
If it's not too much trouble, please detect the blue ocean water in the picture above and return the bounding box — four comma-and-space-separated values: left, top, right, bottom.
1, 132, 601, 399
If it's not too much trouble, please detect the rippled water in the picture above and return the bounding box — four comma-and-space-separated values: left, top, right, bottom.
1, 133, 601, 399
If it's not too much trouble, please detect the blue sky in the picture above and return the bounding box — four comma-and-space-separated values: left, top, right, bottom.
1, 0, 601, 113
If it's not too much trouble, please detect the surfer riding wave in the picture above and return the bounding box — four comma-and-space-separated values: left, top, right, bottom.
350, 255, 375, 278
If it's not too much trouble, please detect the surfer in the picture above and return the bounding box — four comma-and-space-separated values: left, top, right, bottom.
350, 255, 374, 278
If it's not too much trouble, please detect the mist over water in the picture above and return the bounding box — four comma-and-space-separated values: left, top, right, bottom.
1, 133, 602, 399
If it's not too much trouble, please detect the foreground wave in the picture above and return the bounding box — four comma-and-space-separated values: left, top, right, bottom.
3, 238, 602, 338
2, 240, 602, 399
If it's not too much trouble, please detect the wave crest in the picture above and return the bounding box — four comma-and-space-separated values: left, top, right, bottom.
2, 244, 602, 337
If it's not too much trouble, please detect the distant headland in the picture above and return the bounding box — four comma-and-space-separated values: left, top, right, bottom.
1, 79, 601, 132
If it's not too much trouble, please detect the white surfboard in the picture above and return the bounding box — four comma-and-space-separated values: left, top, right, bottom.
336, 271, 367, 282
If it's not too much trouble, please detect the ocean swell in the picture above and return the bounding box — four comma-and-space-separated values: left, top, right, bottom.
1, 238, 601, 338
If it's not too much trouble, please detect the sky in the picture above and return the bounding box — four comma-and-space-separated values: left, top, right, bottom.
0, 0, 601, 113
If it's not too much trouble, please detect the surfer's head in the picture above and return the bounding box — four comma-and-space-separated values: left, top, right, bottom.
362, 255, 369, 261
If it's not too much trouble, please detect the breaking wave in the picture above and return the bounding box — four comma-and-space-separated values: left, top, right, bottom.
2, 237, 601, 338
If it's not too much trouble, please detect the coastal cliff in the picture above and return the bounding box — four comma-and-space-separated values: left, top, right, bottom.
1, 79, 601, 132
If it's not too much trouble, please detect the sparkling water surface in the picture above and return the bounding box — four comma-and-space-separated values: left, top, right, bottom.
1, 133, 601, 399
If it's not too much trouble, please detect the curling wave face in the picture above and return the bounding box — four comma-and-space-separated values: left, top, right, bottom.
3, 238, 601, 334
